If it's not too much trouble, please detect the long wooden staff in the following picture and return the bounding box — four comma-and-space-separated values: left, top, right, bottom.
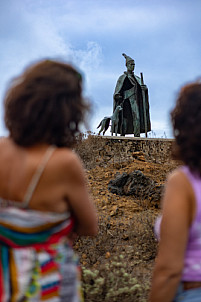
140, 72, 147, 138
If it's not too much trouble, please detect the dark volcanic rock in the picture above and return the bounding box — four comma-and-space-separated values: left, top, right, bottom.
108, 172, 130, 195
108, 170, 164, 202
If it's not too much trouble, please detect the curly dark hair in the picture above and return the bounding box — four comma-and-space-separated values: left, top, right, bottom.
171, 81, 201, 175
4, 59, 90, 147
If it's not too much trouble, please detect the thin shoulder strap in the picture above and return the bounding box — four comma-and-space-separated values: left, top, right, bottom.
22, 146, 55, 208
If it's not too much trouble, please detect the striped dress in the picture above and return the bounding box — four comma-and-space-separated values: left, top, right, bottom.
0, 146, 83, 302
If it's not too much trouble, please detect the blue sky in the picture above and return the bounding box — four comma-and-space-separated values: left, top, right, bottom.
0, 0, 201, 138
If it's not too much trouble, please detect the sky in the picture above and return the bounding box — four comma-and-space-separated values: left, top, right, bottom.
0, 0, 201, 138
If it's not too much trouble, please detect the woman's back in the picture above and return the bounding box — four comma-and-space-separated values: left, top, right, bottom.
0, 137, 76, 213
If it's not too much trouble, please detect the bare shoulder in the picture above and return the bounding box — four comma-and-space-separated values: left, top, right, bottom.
166, 168, 193, 193
53, 148, 85, 179
164, 168, 194, 202
0, 137, 12, 149
54, 148, 82, 167
162, 167, 195, 223
0, 137, 18, 160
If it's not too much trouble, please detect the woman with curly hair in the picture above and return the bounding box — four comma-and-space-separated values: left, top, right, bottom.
0, 59, 98, 301
149, 82, 201, 302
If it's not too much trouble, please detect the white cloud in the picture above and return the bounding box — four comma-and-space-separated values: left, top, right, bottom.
0, 0, 201, 139
71, 42, 103, 93
51, 1, 185, 36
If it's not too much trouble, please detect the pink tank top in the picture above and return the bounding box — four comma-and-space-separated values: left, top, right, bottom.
155, 166, 201, 281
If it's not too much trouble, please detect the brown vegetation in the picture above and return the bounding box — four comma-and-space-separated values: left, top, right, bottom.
74, 134, 179, 301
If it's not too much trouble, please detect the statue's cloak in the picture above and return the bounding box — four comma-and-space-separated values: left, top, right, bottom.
113, 72, 151, 134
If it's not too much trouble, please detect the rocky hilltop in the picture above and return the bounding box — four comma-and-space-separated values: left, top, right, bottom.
74, 135, 179, 302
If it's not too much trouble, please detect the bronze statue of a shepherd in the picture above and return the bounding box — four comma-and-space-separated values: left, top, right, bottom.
113, 53, 151, 136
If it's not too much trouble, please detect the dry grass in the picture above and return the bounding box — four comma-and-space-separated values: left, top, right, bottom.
73, 134, 177, 301
74, 207, 158, 301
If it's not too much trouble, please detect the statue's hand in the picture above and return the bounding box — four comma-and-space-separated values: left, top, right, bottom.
114, 93, 122, 100
141, 84, 147, 91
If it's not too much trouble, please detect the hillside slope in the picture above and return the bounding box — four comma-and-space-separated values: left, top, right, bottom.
74, 136, 179, 301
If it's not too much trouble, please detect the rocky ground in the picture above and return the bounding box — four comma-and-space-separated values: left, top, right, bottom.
74, 137, 179, 301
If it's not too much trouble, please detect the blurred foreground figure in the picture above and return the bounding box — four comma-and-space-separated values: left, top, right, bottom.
149, 81, 201, 302
0, 59, 97, 301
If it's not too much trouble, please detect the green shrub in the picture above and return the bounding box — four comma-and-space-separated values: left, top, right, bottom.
82, 255, 148, 302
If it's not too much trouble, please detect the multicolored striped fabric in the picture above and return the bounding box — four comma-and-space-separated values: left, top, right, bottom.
0, 206, 83, 302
